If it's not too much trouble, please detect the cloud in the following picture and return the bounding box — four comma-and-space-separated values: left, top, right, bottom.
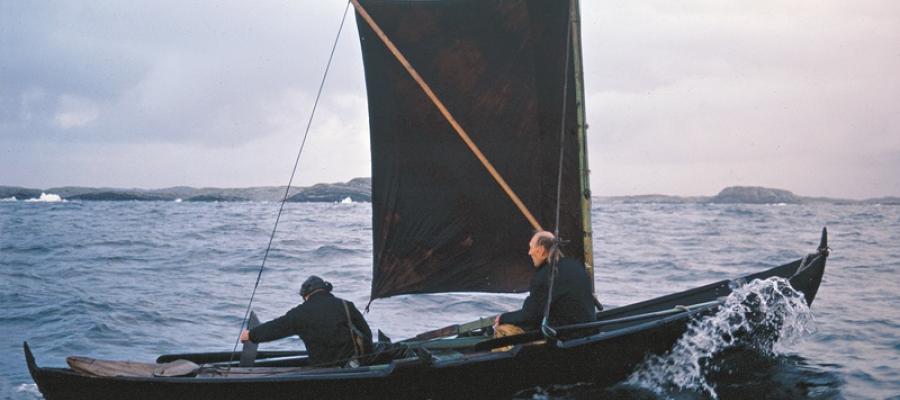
0, 1, 361, 145
581, 1, 900, 197
53, 95, 99, 129
1, 1, 898, 197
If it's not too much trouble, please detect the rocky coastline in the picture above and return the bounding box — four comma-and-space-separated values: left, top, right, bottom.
2, 181, 897, 205
0, 178, 371, 203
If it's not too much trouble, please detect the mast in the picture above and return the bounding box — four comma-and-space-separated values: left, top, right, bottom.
570, 0, 595, 291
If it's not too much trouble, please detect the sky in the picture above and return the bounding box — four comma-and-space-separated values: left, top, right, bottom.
1, 1, 898, 198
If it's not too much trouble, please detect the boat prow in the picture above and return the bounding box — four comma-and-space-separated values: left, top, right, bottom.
789, 227, 829, 305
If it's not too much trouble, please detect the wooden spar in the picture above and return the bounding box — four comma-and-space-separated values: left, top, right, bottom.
349, 0, 543, 231
406, 316, 495, 342
570, 0, 595, 291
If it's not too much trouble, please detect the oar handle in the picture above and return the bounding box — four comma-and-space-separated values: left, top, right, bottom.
555, 299, 722, 333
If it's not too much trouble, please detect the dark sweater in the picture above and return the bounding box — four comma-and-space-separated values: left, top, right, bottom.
499, 257, 596, 329
249, 292, 372, 367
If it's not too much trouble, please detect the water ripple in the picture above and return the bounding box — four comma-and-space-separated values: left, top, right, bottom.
1, 202, 897, 399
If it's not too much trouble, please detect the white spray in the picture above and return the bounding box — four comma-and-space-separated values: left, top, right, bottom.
626, 277, 813, 399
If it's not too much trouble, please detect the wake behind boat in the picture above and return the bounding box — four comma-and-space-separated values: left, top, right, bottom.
25, 0, 830, 398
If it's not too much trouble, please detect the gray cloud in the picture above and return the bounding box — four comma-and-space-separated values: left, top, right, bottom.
582, 1, 900, 197
1, 1, 898, 197
1, 1, 368, 188
2, 1, 363, 143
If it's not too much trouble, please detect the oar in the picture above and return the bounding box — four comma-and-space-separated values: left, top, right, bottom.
401, 316, 495, 342
156, 350, 307, 365
239, 311, 261, 367
474, 300, 722, 351
554, 299, 721, 333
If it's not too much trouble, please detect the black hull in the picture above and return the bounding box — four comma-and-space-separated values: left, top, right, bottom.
26, 236, 828, 400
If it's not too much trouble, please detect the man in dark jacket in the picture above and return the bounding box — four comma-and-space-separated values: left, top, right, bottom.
240, 276, 373, 367
494, 231, 596, 332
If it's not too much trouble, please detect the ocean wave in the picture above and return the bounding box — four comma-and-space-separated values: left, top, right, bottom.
0, 244, 51, 253
24, 193, 64, 203
85, 321, 128, 337
2, 201, 896, 399
719, 206, 764, 218
312, 245, 359, 257
59, 297, 116, 315
848, 212, 885, 222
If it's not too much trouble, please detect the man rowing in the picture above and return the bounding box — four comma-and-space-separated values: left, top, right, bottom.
240, 275, 373, 367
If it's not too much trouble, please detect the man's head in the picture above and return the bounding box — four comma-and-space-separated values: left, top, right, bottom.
300, 275, 333, 301
528, 231, 555, 267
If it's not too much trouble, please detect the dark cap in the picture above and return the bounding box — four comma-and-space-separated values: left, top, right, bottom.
300, 275, 333, 297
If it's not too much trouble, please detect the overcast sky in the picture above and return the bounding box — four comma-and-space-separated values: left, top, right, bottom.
1, 1, 898, 198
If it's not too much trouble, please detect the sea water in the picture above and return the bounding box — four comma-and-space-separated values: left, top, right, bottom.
1, 201, 898, 399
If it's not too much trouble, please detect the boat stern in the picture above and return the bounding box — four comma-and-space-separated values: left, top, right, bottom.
23, 342, 39, 380
23, 341, 52, 399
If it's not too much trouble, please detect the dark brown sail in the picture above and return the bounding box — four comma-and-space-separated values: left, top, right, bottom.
355, 0, 593, 299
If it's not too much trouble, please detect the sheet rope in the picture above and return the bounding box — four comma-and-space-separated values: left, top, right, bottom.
226, 0, 352, 374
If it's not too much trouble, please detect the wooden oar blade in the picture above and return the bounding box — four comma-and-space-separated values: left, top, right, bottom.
239, 311, 261, 367
414, 324, 459, 341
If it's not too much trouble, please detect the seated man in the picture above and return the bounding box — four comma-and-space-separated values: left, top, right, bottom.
240, 276, 372, 367
494, 231, 596, 339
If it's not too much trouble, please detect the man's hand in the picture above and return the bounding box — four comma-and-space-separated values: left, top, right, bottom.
240, 329, 251, 343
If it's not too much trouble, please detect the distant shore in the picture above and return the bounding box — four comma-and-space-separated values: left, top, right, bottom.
597, 186, 900, 205
0, 178, 372, 203
2, 180, 898, 205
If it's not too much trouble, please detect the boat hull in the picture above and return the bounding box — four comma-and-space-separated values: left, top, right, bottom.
26, 245, 827, 399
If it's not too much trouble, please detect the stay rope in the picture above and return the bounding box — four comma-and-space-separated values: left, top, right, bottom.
226, 0, 352, 372
541, 0, 574, 340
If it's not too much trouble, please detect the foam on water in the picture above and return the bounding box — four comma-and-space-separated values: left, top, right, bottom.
15, 383, 42, 399
23, 193, 64, 203
1, 196, 16, 201
626, 277, 813, 399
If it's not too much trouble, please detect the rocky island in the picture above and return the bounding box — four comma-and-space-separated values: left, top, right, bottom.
598, 186, 897, 205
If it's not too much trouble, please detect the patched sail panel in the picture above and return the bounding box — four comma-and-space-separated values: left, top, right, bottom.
356, 0, 590, 299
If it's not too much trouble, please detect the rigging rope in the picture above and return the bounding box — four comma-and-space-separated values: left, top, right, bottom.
226, 0, 352, 372
541, 0, 575, 340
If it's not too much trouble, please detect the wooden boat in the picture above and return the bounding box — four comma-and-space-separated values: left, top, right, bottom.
24, 235, 828, 399
25, 0, 830, 398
